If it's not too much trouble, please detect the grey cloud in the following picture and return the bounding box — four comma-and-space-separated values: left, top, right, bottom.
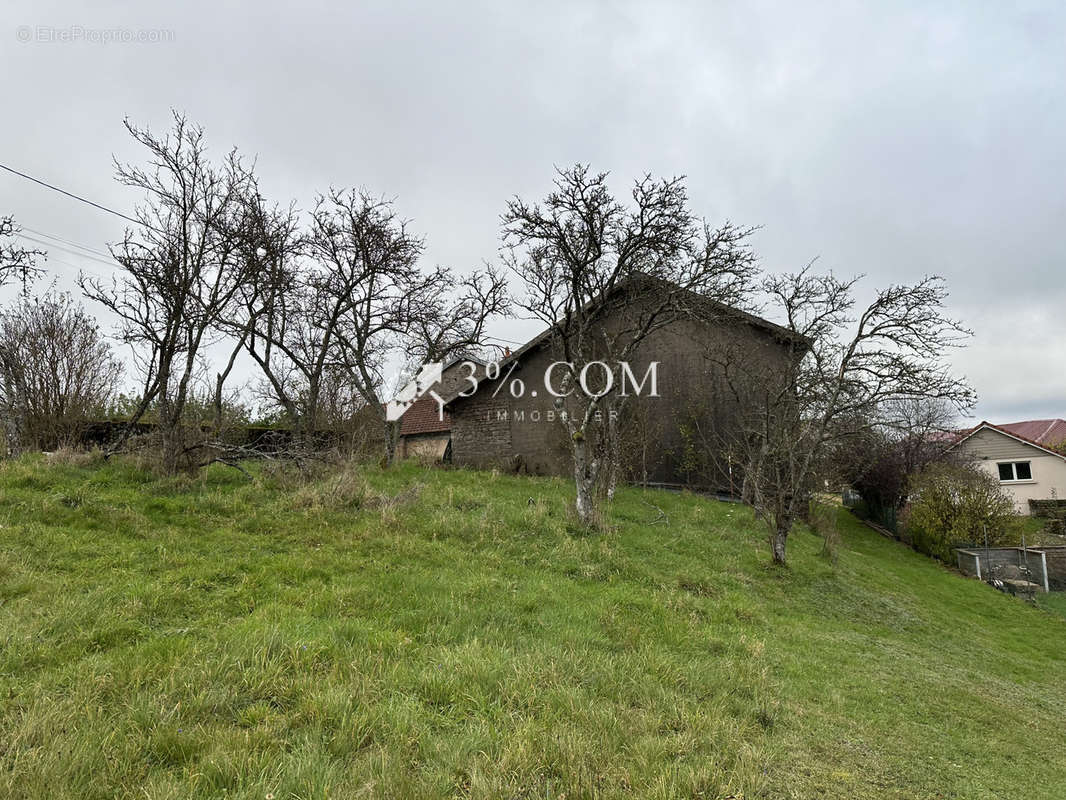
3, 0, 1064, 420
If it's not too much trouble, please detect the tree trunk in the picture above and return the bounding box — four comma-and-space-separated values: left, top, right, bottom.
383, 418, 400, 466
572, 435, 599, 527
770, 518, 789, 565
212, 374, 225, 434
1, 346, 26, 457
212, 336, 244, 434
160, 419, 183, 475
2, 406, 20, 458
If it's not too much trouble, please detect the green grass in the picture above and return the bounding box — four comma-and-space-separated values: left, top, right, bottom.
1, 455, 1065, 799
1035, 591, 1066, 620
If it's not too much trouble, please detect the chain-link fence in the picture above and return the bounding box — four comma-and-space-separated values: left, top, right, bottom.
956, 546, 1050, 592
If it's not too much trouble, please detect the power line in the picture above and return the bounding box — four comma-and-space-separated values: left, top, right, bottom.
485, 334, 526, 346
16, 233, 122, 269
32, 255, 108, 281
21, 225, 114, 259
0, 162, 157, 232
1, 166, 538, 350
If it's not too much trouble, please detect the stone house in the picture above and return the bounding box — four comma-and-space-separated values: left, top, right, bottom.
442, 281, 804, 490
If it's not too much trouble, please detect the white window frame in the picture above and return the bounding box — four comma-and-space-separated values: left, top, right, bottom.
996, 461, 1034, 483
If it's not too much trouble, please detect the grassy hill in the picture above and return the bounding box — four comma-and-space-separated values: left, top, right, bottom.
0, 455, 1064, 799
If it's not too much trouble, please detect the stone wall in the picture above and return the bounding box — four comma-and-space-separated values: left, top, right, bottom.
77, 420, 381, 455
401, 432, 450, 461
450, 394, 515, 469
1028, 498, 1066, 517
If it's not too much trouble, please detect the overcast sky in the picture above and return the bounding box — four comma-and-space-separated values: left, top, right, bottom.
3, 0, 1064, 423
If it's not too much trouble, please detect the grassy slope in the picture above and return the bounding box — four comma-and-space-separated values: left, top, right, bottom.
0, 457, 1064, 800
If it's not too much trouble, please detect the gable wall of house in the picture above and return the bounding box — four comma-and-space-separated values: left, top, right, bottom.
438, 360, 484, 398
955, 427, 1044, 461
956, 427, 1066, 514
448, 303, 798, 487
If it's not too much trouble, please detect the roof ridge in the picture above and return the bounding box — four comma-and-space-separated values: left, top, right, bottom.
1039, 419, 1057, 443
499, 275, 805, 367
995, 418, 1066, 445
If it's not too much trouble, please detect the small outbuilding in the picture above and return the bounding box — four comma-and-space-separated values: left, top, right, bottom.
396, 357, 486, 461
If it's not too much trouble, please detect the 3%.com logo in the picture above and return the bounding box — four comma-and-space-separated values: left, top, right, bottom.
386, 360, 533, 425
385, 362, 446, 423
385, 360, 520, 425
387, 359, 661, 424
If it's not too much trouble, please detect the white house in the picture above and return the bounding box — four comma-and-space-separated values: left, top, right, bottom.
949, 420, 1066, 514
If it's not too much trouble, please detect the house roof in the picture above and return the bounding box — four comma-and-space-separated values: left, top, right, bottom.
993, 419, 1066, 447
399, 391, 451, 437
947, 420, 1066, 460
395, 355, 487, 436
506, 275, 805, 366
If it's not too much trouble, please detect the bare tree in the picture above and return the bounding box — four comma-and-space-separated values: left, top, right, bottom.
0, 292, 122, 451
709, 267, 975, 564
80, 113, 255, 473
0, 216, 45, 291
615, 398, 666, 489
503, 164, 758, 525
829, 397, 960, 531
244, 261, 343, 436
216, 188, 311, 431
0, 216, 45, 454
230, 189, 433, 454
307, 189, 507, 464
402, 266, 511, 364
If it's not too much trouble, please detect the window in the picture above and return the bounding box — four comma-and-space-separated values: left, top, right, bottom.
997, 461, 1032, 481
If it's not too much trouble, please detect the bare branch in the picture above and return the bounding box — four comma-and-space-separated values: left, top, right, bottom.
504, 164, 759, 524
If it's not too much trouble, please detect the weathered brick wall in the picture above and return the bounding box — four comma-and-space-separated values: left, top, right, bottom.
450, 394, 514, 468
505, 344, 585, 476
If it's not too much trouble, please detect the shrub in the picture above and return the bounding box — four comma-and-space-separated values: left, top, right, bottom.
44, 447, 105, 468
902, 461, 1017, 561
0, 292, 122, 452
809, 499, 841, 563
291, 466, 370, 510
